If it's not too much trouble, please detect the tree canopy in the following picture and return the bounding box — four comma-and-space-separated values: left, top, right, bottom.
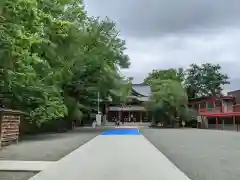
144, 68, 184, 85
144, 63, 229, 126
144, 68, 188, 125
184, 63, 229, 98
1, 0, 130, 125
150, 79, 188, 125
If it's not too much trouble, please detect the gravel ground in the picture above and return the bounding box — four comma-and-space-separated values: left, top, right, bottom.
0, 172, 36, 180
0, 127, 108, 180
0, 127, 107, 161
141, 129, 240, 180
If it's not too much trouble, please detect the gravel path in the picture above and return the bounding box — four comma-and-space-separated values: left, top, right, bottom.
0, 172, 36, 180
0, 127, 108, 180
141, 129, 240, 180
0, 128, 105, 161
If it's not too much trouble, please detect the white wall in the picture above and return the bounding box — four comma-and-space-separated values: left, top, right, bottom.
223, 100, 233, 112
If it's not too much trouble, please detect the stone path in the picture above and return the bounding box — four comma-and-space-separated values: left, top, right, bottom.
0, 161, 54, 171
2, 127, 239, 180
28, 129, 190, 180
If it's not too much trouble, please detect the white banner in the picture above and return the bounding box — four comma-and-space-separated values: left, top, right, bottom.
96, 114, 101, 125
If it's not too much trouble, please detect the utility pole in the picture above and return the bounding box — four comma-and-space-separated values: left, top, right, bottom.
97, 91, 100, 114
96, 91, 102, 126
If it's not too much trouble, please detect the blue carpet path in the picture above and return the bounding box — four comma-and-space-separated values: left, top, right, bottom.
101, 129, 140, 135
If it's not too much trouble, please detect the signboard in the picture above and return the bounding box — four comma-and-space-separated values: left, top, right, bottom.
197, 116, 202, 123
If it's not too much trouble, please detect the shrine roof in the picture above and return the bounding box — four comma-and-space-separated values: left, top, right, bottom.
131, 84, 151, 97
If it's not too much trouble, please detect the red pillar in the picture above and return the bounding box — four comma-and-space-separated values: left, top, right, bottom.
216, 117, 218, 130
213, 101, 216, 112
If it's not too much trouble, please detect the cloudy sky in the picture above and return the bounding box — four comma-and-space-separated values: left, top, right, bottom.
84, 0, 240, 91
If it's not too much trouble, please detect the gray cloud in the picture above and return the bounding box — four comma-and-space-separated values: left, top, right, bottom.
84, 0, 240, 91
120, 30, 240, 90
85, 0, 240, 37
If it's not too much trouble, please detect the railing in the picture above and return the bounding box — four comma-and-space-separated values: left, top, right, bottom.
199, 107, 222, 113
198, 106, 238, 114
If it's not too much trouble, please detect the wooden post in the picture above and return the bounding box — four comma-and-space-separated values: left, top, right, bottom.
233, 116, 236, 131
222, 119, 224, 130
216, 117, 218, 130
213, 101, 216, 112
0, 111, 2, 148
221, 100, 224, 112
128, 111, 130, 122
140, 112, 142, 123
197, 117, 199, 129
119, 110, 121, 124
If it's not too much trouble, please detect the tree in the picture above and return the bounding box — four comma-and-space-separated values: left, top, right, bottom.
144, 68, 184, 86
148, 79, 188, 126
1, 0, 70, 125
184, 63, 229, 98
63, 17, 130, 120
1, 0, 130, 127
143, 68, 188, 126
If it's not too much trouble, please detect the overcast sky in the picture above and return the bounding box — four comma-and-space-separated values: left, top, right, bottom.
84, 0, 240, 92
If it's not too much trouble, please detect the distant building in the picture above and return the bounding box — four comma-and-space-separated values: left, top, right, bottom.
107, 84, 152, 123
228, 89, 240, 103
189, 95, 240, 131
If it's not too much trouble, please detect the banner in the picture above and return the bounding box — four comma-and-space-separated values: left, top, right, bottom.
96, 114, 102, 126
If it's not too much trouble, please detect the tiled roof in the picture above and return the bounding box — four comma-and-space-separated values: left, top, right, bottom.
127, 95, 150, 102
132, 84, 151, 97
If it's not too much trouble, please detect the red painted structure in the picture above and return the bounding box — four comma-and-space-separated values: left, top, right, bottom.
189, 96, 240, 131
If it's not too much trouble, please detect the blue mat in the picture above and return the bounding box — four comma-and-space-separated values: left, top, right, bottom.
101, 129, 140, 135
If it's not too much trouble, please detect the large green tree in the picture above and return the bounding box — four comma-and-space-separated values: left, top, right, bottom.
150, 79, 188, 125
144, 68, 184, 85
0, 0, 130, 126
184, 63, 229, 98
1, 0, 69, 124
143, 68, 188, 126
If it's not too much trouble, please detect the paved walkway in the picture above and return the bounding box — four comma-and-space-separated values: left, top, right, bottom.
0, 161, 54, 171
28, 129, 190, 180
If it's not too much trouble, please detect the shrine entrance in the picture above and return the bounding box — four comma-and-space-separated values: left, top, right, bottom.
106, 84, 152, 123
121, 111, 140, 122
107, 106, 152, 123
